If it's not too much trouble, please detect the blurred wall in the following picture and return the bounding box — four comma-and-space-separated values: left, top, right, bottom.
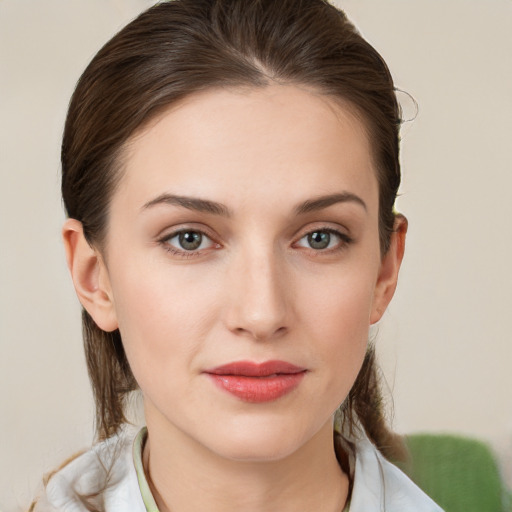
1, 0, 511, 509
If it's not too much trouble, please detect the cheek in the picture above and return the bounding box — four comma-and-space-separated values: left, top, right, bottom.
300, 263, 376, 340
296, 264, 377, 390
107, 255, 222, 382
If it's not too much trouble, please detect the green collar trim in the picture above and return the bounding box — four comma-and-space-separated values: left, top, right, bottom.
133, 427, 160, 512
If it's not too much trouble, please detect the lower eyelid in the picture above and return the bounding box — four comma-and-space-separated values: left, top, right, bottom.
163, 245, 203, 258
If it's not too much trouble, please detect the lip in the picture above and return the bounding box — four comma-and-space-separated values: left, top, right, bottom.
204, 360, 307, 403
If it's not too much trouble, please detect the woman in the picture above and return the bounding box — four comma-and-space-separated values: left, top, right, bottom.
33, 0, 443, 510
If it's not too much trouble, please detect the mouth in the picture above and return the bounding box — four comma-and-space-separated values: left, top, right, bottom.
204, 360, 307, 403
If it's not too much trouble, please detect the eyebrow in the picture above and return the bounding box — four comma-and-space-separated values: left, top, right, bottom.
294, 192, 367, 214
141, 191, 366, 216
142, 194, 231, 216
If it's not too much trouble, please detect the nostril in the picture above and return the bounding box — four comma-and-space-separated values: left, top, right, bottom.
232, 324, 288, 341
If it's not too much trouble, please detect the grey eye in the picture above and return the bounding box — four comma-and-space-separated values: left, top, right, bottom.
296, 229, 345, 251
307, 231, 331, 250
162, 228, 217, 256
165, 230, 212, 252
178, 231, 203, 250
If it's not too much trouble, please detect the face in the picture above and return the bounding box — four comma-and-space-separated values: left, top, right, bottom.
76, 85, 402, 462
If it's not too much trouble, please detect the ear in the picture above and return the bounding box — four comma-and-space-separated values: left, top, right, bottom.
370, 214, 408, 324
62, 219, 118, 332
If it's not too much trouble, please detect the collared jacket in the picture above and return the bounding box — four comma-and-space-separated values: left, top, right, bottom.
33, 425, 444, 512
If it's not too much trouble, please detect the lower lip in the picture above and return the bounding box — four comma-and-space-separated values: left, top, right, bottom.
207, 372, 306, 403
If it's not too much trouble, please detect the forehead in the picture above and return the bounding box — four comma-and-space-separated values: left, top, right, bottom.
115, 84, 378, 215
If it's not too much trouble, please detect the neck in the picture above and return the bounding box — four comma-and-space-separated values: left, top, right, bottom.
143, 416, 349, 512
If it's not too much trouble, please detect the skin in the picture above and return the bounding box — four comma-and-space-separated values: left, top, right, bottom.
63, 84, 407, 512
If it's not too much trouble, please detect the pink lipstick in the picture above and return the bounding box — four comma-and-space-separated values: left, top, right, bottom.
204, 361, 306, 403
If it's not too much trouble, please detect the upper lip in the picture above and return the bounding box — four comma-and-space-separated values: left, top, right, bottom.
205, 360, 306, 377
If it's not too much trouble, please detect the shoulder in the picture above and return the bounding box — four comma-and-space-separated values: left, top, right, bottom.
32, 426, 145, 512
350, 436, 445, 512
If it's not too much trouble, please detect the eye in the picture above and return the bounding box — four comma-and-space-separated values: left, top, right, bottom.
163, 230, 216, 253
296, 228, 349, 251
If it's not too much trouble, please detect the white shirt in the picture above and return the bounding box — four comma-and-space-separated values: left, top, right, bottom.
34, 425, 444, 512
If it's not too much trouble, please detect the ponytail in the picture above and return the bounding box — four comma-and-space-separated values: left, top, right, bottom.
82, 311, 137, 440
337, 346, 408, 462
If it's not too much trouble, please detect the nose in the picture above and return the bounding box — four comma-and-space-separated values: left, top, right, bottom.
224, 246, 290, 342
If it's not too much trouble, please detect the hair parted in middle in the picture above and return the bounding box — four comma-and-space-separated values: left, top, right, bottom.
62, 0, 405, 460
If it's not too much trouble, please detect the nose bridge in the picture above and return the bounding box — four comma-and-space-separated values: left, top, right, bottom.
225, 240, 289, 340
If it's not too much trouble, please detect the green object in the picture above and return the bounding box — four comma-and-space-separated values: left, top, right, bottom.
396, 433, 509, 512
133, 427, 160, 512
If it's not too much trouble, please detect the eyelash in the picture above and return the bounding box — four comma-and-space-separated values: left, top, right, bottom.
294, 227, 353, 254
158, 229, 220, 259
157, 226, 353, 259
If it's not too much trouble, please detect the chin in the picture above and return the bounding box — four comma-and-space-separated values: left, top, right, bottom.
213, 436, 300, 463
202, 415, 321, 463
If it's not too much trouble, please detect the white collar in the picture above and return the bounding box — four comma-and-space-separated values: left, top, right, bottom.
37, 424, 443, 512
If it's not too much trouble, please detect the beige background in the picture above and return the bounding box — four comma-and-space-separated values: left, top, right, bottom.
1, 0, 511, 510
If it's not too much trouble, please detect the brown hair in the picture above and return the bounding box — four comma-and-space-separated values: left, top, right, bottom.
62, 0, 404, 457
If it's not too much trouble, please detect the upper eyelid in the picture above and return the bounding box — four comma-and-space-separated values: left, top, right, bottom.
294, 228, 351, 246
293, 223, 351, 241
157, 223, 218, 242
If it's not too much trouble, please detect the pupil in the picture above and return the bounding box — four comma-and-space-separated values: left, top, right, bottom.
179, 232, 202, 250
308, 231, 330, 249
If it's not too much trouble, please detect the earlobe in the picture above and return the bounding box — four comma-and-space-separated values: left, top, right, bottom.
370, 214, 408, 324
62, 219, 118, 332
